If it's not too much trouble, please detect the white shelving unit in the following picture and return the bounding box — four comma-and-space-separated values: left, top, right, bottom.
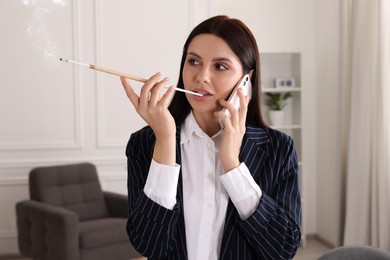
260, 53, 306, 246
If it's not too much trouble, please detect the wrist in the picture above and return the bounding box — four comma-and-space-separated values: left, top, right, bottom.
222, 158, 240, 173
153, 137, 176, 166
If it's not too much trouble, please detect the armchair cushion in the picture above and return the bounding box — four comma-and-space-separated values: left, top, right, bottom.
79, 218, 128, 249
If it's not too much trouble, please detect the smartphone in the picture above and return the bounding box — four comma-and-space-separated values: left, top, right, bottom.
219, 74, 252, 128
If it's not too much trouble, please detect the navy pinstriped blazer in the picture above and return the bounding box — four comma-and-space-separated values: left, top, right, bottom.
126, 123, 301, 260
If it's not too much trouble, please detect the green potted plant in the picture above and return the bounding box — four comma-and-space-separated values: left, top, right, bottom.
265, 92, 292, 125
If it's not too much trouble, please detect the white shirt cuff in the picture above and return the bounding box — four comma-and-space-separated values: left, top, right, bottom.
143, 159, 180, 210
220, 163, 262, 220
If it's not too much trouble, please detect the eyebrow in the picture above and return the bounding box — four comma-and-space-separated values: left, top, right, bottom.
187, 51, 233, 63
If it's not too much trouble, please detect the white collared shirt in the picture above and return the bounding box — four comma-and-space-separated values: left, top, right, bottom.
143, 112, 262, 260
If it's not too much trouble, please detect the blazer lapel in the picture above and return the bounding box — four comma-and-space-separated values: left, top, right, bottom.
239, 127, 270, 180
175, 128, 188, 259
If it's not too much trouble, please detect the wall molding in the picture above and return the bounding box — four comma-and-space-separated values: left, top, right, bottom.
0, 173, 126, 187
0, 176, 27, 186
94, 0, 212, 148
0, 231, 17, 240
0, 157, 125, 169
0, 0, 83, 151
189, 0, 213, 29
0, 155, 127, 189
94, 0, 128, 148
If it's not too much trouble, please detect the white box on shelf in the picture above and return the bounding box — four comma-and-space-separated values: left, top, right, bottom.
274, 77, 295, 88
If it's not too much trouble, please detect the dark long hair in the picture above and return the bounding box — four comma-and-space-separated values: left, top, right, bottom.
168, 15, 268, 128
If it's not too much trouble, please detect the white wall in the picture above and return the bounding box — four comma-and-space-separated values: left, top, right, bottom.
315, 0, 344, 247
0, 0, 344, 255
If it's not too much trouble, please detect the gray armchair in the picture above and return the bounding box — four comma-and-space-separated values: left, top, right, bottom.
15, 163, 142, 260
318, 245, 390, 260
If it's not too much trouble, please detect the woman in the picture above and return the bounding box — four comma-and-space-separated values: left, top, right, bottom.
121, 15, 301, 260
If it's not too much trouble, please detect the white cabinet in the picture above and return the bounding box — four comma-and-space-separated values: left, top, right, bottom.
260, 53, 306, 246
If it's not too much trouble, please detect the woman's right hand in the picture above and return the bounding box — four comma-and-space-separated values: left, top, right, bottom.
120, 73, 177, 166
120, 73, 176, 138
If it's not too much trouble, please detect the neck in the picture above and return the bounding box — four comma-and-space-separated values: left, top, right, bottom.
192, 111, 221, 136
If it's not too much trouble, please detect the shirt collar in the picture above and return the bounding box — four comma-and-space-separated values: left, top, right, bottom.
181, 112, 203, 144
180, 112, 223, 145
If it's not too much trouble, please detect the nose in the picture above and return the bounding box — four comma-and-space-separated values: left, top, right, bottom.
195, 66, 210, 84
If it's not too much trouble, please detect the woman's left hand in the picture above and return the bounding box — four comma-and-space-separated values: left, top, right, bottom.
215, 88, 249, 172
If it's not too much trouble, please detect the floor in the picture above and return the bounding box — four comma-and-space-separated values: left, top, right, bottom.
0, 237, 332, 260
295, 237, 333, 260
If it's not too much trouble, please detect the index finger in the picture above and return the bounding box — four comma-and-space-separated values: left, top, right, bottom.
237, 88, 249, 123
120, 76, 139, 108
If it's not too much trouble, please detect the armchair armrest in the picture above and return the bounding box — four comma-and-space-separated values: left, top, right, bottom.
104, 191, 128, 218
16, 200, 79, 260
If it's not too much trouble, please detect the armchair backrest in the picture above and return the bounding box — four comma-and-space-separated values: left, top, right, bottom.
29, 163, 110, 221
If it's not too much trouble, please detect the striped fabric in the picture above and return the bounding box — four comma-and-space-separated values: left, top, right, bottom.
126, 124, 301, 260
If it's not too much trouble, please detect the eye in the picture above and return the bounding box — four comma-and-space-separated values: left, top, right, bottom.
215, 63, 228, 71
187, 58, 200, 65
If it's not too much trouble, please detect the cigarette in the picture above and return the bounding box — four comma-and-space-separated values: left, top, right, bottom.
59, 58, 203, 96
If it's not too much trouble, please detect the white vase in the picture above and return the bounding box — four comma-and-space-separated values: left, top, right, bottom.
269, 110, 285, 126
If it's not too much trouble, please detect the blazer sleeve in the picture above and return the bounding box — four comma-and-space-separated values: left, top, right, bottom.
238, 131, 301, 259
125, 127, 181, 259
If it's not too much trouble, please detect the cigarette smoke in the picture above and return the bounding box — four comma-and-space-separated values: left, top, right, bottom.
22, 0, 68, 67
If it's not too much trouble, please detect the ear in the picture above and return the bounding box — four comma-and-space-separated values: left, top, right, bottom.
248, 69, 254, 79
